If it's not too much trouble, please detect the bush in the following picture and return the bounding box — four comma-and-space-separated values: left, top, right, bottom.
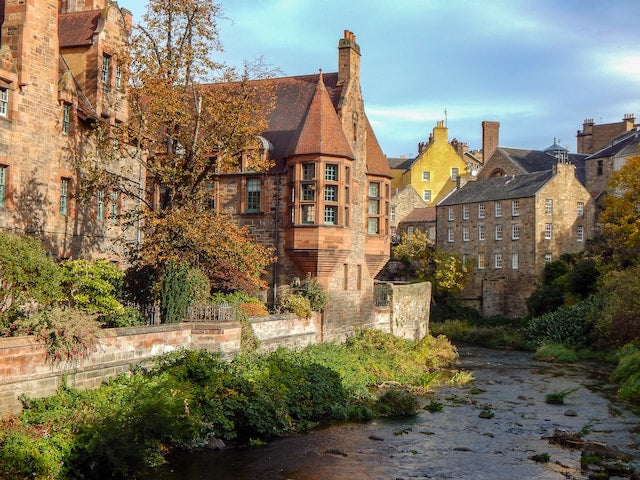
0, 232, 62, 321
60, 259, 125, 316
14, 307, 101, 363
160, 262, 208, 323
237, 302, 268, 318
299, 280, 328, 312
534, 343, 579, 363
280, 294, 312, 319
523, 298, 598, 349
101, 306, 146, 328
597, 265, 640, 346
611, 344, 640, 402
376, 388, 419, 417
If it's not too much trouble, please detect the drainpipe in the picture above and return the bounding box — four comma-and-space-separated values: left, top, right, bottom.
272, 173, 281, 307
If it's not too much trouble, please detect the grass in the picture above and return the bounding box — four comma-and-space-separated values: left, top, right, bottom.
545, 387, 579, 405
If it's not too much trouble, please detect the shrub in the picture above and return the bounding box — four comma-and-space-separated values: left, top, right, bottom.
101, 306, 145, 328
237, 302, 268, 318
0, 232, 62, 321
15, 307, 101, 363
160, 262, 208, 323
60, 259, 125, 316
376, 389, 419, 417
523, 298, 598, 349
299, 280, 328, 312
611, 344, 640, 402
597, 265, 640, 346
280, 294, 312, 319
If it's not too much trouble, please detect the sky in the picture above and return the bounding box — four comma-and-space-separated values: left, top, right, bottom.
125, 0, 640, 158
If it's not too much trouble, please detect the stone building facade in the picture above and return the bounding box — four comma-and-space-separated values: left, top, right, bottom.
0, 0, 138, 260
436, 162, 593, 318
577, 114, 636, 155
209, 32, 393, 341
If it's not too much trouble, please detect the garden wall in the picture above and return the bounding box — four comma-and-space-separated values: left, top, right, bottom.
0, 283, 431, 415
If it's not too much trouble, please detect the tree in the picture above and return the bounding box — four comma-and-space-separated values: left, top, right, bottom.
393, 230, 469, 295
75, 0, 276, 292
598, 154, 640, 266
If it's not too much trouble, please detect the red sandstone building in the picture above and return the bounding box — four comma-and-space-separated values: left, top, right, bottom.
0, 0, 137, 259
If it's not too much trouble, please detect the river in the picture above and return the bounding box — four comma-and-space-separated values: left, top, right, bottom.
151, 347, 640, 479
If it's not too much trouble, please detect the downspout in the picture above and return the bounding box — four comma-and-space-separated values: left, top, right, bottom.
272, 173, 281, 307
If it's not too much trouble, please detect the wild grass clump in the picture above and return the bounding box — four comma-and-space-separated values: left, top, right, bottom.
429, 318, 523, 349
611, 343, 640, 402
534, 343, 579, 363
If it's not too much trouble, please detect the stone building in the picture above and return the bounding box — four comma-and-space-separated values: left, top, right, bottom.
396, 206, 436, 241
0, 0, 138, 260
583, 126, 640, 213
208, 31, 392, 340
436, 162, 593, 318
389, 184, 424, 240
577, 114, 636, 155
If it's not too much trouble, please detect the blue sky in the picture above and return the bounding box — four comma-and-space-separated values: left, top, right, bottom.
125, 0, 640, 158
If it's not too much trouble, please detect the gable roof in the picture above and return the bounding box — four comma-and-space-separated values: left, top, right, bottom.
438, 170, 554, 206
387, 157, 413, 170
59, 10, 100, 48
587, 129, 640, 160
284, 72, 354, 160
490, 147, 587, 185
365, 117, 392, 178
399, 207, 436, 223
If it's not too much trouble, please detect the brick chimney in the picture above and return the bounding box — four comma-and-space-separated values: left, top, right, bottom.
482, 121, 500, 164
337, 30, 360, 86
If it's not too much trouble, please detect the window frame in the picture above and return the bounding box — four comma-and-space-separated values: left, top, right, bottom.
62, 103, 71, 136
544, 223, 552, 240
478, 225, 486, 241
545, 199, 553, 215
494, 253, 503, 269
246, 177, 261, 213
0, 165, 6, 207
422, 171, 431, 181
577, 201, 584, 218
462, 226, 470, 242
511, 223, 520, 240
511, 199, 520, 216
423, 189, 431, 202
59, 178, 70, 216
0, 87, 9, 118
577, 225, 584, 242
96, 190, 104, 221
495, 224, 503, 241
495, 201, 502, 218
511, 253, 519, 270
448, 206, 454, 221
477, 252, 486, 270
478, 202, 486, 219
367, 181, 382, 234
447, 226, 454, 242
462, 204, 469, 220
451, 167, 459, 181
101, 54, 111, 84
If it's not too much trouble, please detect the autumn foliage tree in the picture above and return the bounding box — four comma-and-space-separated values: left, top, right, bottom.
598, 153, 640, 267
75, 0, 276, 292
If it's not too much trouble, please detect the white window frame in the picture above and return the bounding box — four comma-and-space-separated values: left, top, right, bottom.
544, 223, 552, 240
478, 202, 486, 219
478, 225, 486, 241
495, 224, 503, 241
462, 204, 469, 220
0, 88, 8, 118
102, 54, 110, 84
447, 227, 454, 242
577, 225, 584, 242
423, 190, 432, 202
477, 253, 485, 270
422, 171, 430, 181
494, 253, 503, 269
577, 201, 584, 218
512, 199, 520, 216
451, 167, 459, 180
495, 201, 502, 218
462, 226, 470, 242
448, 206, 454, 221
511, 253, 519, 270
512, 224, 520, 240
545, 199, 553, 215
544, 253, 553, 263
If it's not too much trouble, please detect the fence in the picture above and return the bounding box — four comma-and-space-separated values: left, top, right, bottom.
135, 303, 237, 325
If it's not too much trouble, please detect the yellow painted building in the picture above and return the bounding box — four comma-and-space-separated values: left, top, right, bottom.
391, 121, 471, 206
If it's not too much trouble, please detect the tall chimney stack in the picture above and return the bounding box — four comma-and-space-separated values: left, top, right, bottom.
337, 30, 360, 86
482, 121, 500, 164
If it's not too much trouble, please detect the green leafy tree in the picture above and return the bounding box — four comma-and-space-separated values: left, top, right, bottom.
393, 230, 468, 295
60, 259, 125, 316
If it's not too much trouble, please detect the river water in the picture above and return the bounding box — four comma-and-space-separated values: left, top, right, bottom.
151, 347, 640, 480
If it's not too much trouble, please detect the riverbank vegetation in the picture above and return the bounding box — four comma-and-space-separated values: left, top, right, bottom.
0, 329, 464, 480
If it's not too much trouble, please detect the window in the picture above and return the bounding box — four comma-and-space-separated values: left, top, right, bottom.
448, 206, 454, 221
447, 227, 454, 242
246, 177, 260, 212
478, 225, 486, 241
494, 253, 503, 269
423, 190, 431, 202
407, 226, 415, 234
577, 201, 584, 218
477, 253, 486, 270
577, 225, 584, 242
325, 164, 338, 181
511, 224, 520, 240
478, 202, 485, 219
462, 253, 469, 265
0, 87, 8, 118
324, 206, 337, 225
59, 178, 69, 216
495, 201, 503, 218
422, 171, 430, 181
511, 253, 519, 270
0, 165, 6, 207
544, 223, 552, 240
368, 182, 381, 234
343, 264, 349, 290
301, 204, 315, 224
324, 185, 338, 202
390, 205, 396, 223
302, 183, 315, 201
462, 226, 470, 241
545, 199, 553, 215
96, 190, 104, 221
511, 199, 520, 216
62, 104, 71, 135
495, 224, 503, 240
597, 160, 603, 176
462, 204, 469, 220
451, 167, 459, 180
544, 253, 553, 263
110, 191, 118, 223
115, 64, 122, 89
302, 163, 315, 180
368, 217, 379, 234
102, 54, 110, 84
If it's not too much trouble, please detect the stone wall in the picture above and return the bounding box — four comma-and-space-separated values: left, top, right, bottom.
376, 282, 431, 341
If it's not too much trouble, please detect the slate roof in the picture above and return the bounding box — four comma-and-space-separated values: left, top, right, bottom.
587, 129, 640, 160
59, 10, 100, 48
284, 72, 354, 160
387, 157, 414, 170
364, 117, 393, 177
399, 207, 436, 223
494, 147, 587, 185
438, 170, 554, 206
